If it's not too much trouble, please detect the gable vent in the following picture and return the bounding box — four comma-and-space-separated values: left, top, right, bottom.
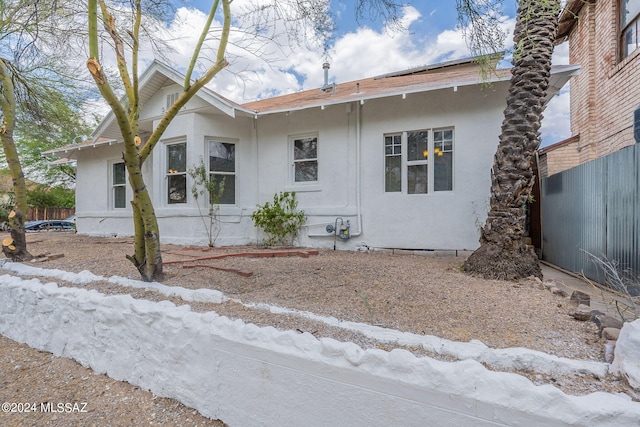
166, 92, 179, 111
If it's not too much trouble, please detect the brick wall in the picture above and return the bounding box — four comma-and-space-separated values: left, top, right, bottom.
541, 138, 582, 177
567, 0, 640, 164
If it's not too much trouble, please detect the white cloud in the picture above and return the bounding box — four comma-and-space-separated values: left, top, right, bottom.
86, 3, 571, 145
539, 42, 573, 147
153, 5, 514, 101
540, 85, 571, 148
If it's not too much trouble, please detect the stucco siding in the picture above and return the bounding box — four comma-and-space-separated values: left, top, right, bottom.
74, 83, 508, 250
357, 84, 504, 250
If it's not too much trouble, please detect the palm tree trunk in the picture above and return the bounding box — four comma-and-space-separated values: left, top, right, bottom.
463, 0, 561, 280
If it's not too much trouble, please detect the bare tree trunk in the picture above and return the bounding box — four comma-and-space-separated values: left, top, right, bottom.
125, 155, 163, 281
0, 59, 32, 261
463, 0, 560, 280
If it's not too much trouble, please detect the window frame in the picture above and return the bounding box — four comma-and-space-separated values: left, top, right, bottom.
383, 127, 455, 194
111, 161, 127, 209
384, 134, 402, 192
621, 0, 640, 60
290, 133, 319, 185
166, 141, 188, 205
207, 138, 237, 205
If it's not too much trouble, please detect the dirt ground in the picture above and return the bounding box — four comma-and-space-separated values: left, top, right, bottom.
0, 231, 636, 425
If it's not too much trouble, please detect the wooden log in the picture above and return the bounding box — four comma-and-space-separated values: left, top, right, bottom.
164, 249, 319, 265
31, 253, 65, 263
182, 264, 253, 277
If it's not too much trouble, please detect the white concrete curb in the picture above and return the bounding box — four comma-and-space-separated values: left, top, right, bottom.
1, 274, 639, 426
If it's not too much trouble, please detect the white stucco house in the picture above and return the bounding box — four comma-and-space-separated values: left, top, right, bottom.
45, 59, 578, 251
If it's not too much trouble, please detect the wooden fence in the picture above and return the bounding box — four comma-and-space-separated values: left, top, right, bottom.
26, 207, 75, 222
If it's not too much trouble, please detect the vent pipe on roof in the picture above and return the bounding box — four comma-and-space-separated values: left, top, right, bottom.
323, 62, 330, 87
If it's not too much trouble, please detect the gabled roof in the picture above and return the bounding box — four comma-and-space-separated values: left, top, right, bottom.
92, 60, 255, 141
243, 64, 580, 115
557, 0, 587, 41
45, 59, 580, 157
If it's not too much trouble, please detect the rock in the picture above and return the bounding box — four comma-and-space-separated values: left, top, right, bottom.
611, 319, 640, 391
527, 275, 542, 284
602, 327, 621, 341
593, 315, 624, 337
571, 304, 596, 321
604, 340, 616, 363
551, 287, 568, 297
627, 284, 640, 297
569, 290, 590, 306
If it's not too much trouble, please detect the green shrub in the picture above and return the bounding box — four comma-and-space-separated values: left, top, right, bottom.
251, 191, 306, 246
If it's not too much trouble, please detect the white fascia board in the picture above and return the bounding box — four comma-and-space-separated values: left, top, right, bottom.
42, 139, 120, 157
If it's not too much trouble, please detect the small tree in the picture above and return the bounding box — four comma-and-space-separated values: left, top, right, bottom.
188, 158, 225, 247
86, 0, 232, 280
251, 191, 306, 246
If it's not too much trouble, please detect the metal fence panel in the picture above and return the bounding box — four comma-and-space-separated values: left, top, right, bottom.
606, 149, 640, 277
541, 157, 607, 279
541, 144, 640, 281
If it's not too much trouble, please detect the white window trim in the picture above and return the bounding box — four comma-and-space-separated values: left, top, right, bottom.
206, 137, 238, 206
289, 132, 319, 186
384, 128, 455, 195
110, 160, 127, 210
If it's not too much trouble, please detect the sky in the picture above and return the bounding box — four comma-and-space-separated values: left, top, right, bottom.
136, 0, 572, 147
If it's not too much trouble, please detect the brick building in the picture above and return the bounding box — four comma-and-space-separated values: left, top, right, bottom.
539, 0, 640, 177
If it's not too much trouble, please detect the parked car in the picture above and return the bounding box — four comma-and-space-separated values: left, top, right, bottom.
25, 220, 76, 232
65, 215, 76, 223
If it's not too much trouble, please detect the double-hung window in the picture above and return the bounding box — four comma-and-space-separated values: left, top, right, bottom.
292, 135, 318, 183
433, 129, 454, 191
384, 134, 402, 192
208, 140, 236, 204
621, 0, 640, 59
384, 128, 454, 194
407, 131, 429, 194
167, 142, 187, 204
112, 162, 126, 209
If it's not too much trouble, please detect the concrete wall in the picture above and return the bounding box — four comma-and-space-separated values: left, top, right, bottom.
1, 274, 639, 426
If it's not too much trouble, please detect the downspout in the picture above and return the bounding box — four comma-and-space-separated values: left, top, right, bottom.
305, 100, 363, 237
352, 100, 363, 237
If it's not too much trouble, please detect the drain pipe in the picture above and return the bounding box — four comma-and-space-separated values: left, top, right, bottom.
352, 100, 363, 237
306, 101, 363, 238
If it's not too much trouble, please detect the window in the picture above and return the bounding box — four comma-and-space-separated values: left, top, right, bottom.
621, 0, 640, 59
407, 131, 429, 194
292, 135, 318, 183
167, 142, 187, 204
384, 128, 454, 194
208, 140, 236, 204
433, 129, 454, 191
112, 162, 126, 209
384, 134, 401, 192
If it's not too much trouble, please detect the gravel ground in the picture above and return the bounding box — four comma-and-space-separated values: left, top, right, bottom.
0, 232, 636, 425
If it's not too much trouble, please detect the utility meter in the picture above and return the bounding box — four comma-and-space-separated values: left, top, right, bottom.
339, 221, 350, 239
